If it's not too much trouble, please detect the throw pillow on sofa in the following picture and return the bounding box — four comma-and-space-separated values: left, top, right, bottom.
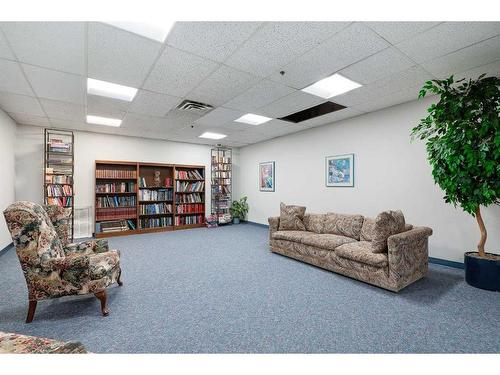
303, 213, 325, 233
371, 210, 406, 253
324, 213, 364, 240
278, 202, 306, 231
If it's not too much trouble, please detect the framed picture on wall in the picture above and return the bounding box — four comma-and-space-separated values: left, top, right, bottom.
325, 154, 354, 187
259, 161, 275, 192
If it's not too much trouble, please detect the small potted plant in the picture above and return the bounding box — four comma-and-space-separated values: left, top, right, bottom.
412, 74, 499, 291
230, 196, 249, 224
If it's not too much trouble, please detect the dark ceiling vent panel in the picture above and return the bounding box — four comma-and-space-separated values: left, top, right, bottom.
279, 101, 346, 123
176, 99, 213, 113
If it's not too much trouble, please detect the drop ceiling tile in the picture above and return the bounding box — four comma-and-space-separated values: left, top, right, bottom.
0, 31, 14, 60
270, 23, 390, 89
224, 79, 296, 111
143, 46, 219, 97
163, 109, 204, 130
128, 90, 182, 117
0, 58, 34, 95
7, 112, 49, 126
257, 90, 324, 118
421, 35, 500, 78
339, 47, 415, 84
87, 95, 129, 119
188, 65, 260, 107
454, 58, 500, 81
365, 22, 441, 44
1, 22, 85, 75
225, 22, 350, 77
352, 85, 422, 113
299, 107, 364, 128
0, 91, 44, 116
121, 113, 174, 132
396, 22, 500, 63
166, 22, 262, 62
194, 107, 243, 126
40, 98, 85, 122
23, 64, 85, 104
88, 22, 163, 87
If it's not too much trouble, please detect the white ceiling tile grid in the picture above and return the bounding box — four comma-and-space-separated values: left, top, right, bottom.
0, 58, 34, 96
87, 95, 130, 119
365, 22, 441, 45
1, 22, 86, 75
128, 90, 182, 117
7, 112, 50, 126
194, 107, 244, 127
225, 22, 351, 78
0, 30, 15, 60
166, 22, 262, 62
143, 46, 219, 97
88, 22, 163, 87
257, 90, 324, 118
40, 98, 86, 122
0, 91, 45, 116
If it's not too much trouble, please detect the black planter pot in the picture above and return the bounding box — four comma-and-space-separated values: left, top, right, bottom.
464, 252, 500, 291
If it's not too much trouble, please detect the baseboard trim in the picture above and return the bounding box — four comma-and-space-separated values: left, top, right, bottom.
0, 242, 13, 258
246, 221, 269, 228
429, 257, 464, 269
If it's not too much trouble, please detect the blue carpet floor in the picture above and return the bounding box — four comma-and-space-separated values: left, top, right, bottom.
0, 223, 498, 353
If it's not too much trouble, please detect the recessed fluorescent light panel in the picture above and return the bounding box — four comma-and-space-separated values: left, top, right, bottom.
87, 78, 138, 102
199, 132, 227, 140
87, 115, 122, 127
301, 73, 362, 99
234, 113, 272, 126
105, 21, 175, 43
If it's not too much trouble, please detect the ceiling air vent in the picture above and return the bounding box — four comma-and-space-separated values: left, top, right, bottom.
176, 99, 213, 113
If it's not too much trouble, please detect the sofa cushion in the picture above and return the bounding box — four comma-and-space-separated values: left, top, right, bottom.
303, 213, 325, 234
360, 217, 376, 241
272, 230, 315, 243
324, 213, 364, 240
300, 233, 357, 250
278, 202, 306, 231
371, 210, 406, 253
335, 241, 388, 268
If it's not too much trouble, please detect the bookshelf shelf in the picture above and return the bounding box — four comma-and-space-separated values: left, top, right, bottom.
94, 161, 205, 237
44, 128, 74, 241
211, 147, 232, 225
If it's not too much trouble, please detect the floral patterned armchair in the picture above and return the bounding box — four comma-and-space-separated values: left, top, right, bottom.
3, 201, 122, 323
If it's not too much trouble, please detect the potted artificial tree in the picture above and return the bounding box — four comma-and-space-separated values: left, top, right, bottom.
412, 74, 499, 291
230, 196, 249, 224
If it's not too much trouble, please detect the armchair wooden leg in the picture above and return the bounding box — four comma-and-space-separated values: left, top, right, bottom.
26, 300, 37, 323
117, 268, 123, 286
94, 291, 109, 316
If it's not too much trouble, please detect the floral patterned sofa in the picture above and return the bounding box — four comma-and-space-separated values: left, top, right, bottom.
0, 331, 87, 354
3, 201, 123, 322
269, 204, 433, 292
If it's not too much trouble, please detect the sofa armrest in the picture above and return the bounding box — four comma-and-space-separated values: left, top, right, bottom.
387, 226, 433, 285
65, 239, 109, 256
268, 216, 280, 242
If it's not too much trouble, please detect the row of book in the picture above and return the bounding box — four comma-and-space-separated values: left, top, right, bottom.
47, 166, 73, 175
213, 178, 231, 185
175, 170, 203, 180
139, 189, 173, 201
95, 219, 136, 233
96, 182, 136, 193
48, 139, 71, 153
95, 207, 136, 221
45, 174, 72, 184
175, 193, 203, 204
176, 203, 204, 214
140, 203, 173, 215
212, 156, 231, 164
96, 196, 136, 208
47, 197, 72, 207
138, 176, 173, 188
96, 169, 137, 179
175, 215, 204, 226
213, 185, 231, 194
140, 217, 172, 228
212, 164, 231, 171
213, 171, 231, 178
46, 184, 72, 197
176, 181, 204, 192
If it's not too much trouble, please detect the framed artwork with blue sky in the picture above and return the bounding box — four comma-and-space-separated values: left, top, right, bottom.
325, 154, 354, 187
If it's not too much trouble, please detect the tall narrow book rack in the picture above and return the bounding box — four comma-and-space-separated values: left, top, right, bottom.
43, 128, 74, 241
211, 147, 232, 224
94, 160, 205, 238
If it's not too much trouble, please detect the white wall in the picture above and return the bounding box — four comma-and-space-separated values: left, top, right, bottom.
15, 125, 214, 233
0, 109, 16, 248
234, 98, 500, 263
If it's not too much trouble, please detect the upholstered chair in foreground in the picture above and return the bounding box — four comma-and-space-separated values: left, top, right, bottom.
3, 201, 123, 323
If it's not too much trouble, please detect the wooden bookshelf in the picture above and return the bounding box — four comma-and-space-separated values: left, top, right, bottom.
94, 161, 205, 238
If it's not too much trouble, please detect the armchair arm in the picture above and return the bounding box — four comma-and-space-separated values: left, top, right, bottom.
387, 226, 433, 287
43, 205, 72, 246
42, 253, 90, 272
64, 239, 109, 256
268, 216, 280, 243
